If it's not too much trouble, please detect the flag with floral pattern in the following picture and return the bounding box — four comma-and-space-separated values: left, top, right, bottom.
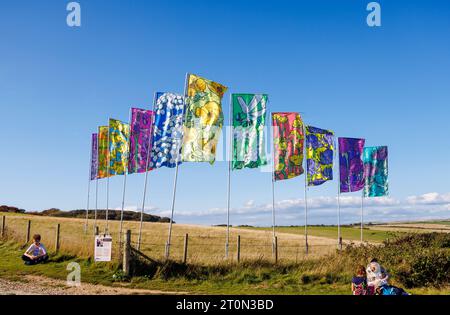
90, 133, 98, 180
339, 137, 365, 193
151, 92, 185, 168
97, 126, 109, 179
363, 146, 388, 197
128, 108, 154, 174
109, 119, 130, 176
182, 74, 227, 164
232, 94, 268, 170
306, 126, 335, 186
272, 113, 304, 181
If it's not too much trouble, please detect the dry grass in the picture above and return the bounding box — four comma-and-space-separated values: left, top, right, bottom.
1, 213, 340, 265
370, 223, 450, 234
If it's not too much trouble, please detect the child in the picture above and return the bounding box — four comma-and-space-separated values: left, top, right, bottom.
22, 234, 49, 265
351, 265, 371, 295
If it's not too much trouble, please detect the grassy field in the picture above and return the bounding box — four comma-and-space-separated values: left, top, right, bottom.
1, 213, 356, 264
1, 238, 448, 295
1, 213, 449, 295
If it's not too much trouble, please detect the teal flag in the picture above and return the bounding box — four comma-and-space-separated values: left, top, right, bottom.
231, 94, 268, 170
363, 146, 388, 197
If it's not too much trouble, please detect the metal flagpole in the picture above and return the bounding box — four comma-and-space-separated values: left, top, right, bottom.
303, 125, 309, 254
118, 111, 131, 251
137, 96, 156, 250
118, 172, 127, 247
94, 177, 98, 235
270, 112, 276, 255
361, 191, 364, 243
105, 123, 110, 235
336, 138, 342, 250
85, 138, 93, 234
225, 93, 233, 259
165, 73, 189, 259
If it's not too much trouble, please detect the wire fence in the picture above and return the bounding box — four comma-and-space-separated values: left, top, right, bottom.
0, 215, 340, 265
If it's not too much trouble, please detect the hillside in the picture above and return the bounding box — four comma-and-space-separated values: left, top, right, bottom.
0, 206, 171, 223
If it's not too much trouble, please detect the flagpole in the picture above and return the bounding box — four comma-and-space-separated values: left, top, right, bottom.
165, 73, 189, 260
303, 125, 309, 255
270, 112, 276, 256
225, 93, 233, 259
105, 124, 110, 235
85, 137, 93, 234
361, 191, 364, 243
138, 96, 156, 250
118, 111, 131, 252
85, 176, 91, 234
94, 177, 98, 235
336, 138, 342, 251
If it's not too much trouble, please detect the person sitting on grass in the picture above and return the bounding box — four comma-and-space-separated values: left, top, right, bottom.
351, 265, 375, 295
366, 258, 409, 296
351, 265, 369, 295
22, 234, 49, 265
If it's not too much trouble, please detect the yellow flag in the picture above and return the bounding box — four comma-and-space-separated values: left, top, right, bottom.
182, 74, 227, 164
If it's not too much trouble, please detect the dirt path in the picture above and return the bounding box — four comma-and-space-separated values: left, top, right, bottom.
0, 275, 186, 295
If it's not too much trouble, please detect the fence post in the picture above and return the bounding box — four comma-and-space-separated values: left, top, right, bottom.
123, 230, 131, 277
237, 235, 241, 263
26, 220, 31, 244
95, 226, 99, 236
55, 224, 60, 253
183, 233, 189, 264
274, 236, 278, 264
1, 216, 5, 237
339, 237, 343, 251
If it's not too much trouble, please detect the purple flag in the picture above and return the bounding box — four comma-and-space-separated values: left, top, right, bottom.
339, 137, 365, 193
90, 133, 98, 180
128, 108, 155, 174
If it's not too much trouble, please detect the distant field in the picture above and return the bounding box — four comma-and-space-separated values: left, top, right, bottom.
244, 226, 395, 243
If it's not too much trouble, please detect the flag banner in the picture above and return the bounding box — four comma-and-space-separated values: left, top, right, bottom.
97, 126, 110, 179
363, 146, 389, 197
151, 92, 185, 168
338, 137, 365, 193
306, 126, 335, 186
90, 133, 98, 180
128, 108, 154, 174
109, 119, 130, 176
182, 74, 227, 164
231, 94, 268, 170
272, 113, 305, 181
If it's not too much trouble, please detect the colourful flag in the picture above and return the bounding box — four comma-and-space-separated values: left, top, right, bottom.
128, 108, 154, 174
232, 94, 268, 170
363, 146, 388, 197
109, 119, 130, 176
151, 92, 185, 168
182, 74, 227, 164
272, 113, 305, 181
338, 137, 365, 193
90, 133, 98, 180
97, 126, 109, 179
306, 126, 335, 186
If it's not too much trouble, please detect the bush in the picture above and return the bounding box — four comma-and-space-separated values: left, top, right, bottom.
342, 233, 450, 288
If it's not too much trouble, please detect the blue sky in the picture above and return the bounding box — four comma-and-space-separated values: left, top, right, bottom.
0, 0, 449, 226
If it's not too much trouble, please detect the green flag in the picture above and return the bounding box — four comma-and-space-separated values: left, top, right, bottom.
232, 94, 268, 170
